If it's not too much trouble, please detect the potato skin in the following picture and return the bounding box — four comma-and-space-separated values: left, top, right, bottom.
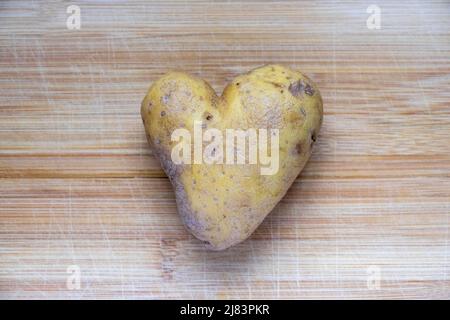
141, 64, 323, 250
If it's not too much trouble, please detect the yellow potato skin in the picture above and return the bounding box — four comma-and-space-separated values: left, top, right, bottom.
141, 64, 323, 250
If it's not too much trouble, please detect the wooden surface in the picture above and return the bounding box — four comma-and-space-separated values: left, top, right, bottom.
1, 0, 449, 299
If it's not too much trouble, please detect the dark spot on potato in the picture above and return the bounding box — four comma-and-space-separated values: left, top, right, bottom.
161, 94, 170, 104
268, 81, 282, 88
160, 111, 166, 117
310, 132, 317, 149
289, 80, 305, 97
304, 84, 315, 96
206, 114, 213, 121
289, 80, 315, 97
300, 107, 306, 117
236, 82, 240, 86
280, 90, 284, 94
296, 142, 302, 154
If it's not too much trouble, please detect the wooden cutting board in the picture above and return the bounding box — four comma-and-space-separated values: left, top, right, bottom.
1, 0, 449, 299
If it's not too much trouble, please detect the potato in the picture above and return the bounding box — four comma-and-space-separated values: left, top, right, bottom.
141, 64, 323, 250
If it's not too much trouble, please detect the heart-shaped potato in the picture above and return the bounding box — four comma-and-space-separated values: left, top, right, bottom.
141, 64, 323, 250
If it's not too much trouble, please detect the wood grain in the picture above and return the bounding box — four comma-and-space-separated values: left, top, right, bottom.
0, 0, 449, 299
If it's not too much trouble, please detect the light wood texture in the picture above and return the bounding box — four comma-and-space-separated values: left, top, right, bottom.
1, 0, 449, 299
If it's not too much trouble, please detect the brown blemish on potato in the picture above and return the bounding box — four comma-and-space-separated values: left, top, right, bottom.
204, 112, 213, 121
304, 84, 315, 96
288, 110, 303, 123
295, 142, 302, 154
269, 81, 282, 88
160, 111, 166, 117
288, 80, 305, 97
310, 131, 317, 149
289, 80, 315, 97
